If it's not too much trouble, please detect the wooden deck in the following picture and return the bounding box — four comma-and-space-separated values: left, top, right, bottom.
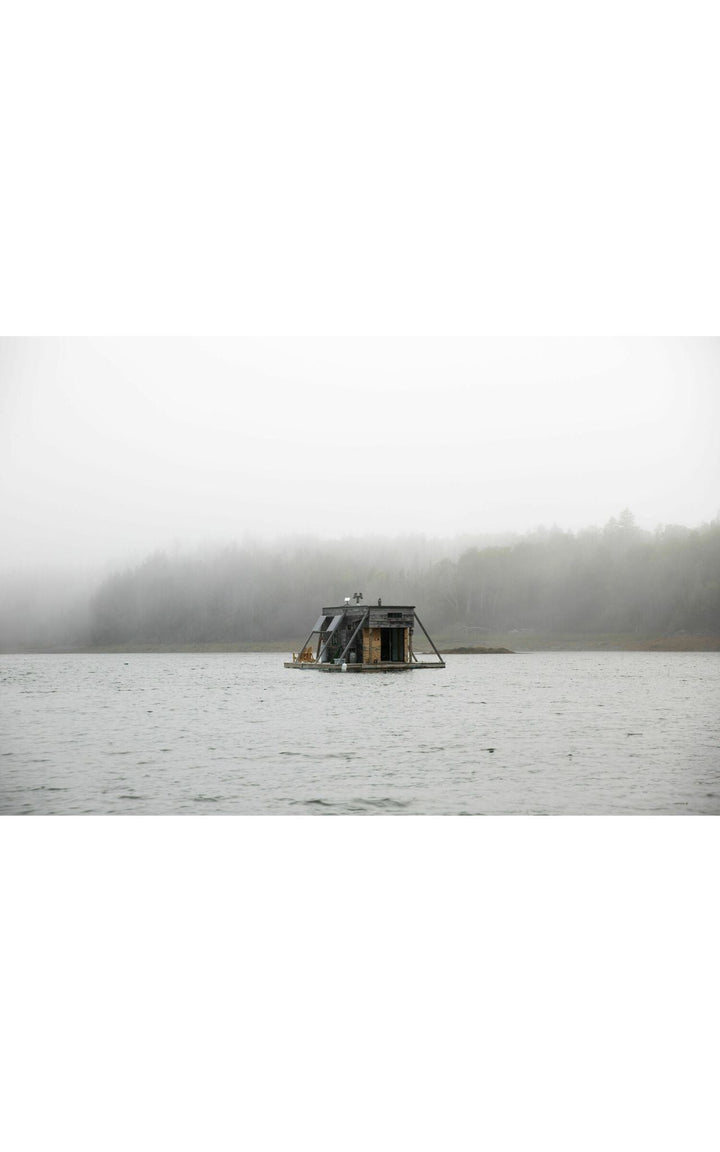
283, 660, 445, 673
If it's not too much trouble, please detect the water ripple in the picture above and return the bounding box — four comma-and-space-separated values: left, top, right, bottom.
1, 651, 718, 814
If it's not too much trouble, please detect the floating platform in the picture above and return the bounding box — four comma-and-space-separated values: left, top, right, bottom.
285, 600, 445, 673
283, 660, 444, 672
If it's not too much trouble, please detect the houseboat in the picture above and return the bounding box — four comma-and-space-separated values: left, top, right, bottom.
285, 596, 445, 673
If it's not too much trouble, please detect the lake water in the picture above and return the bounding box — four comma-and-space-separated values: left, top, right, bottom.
1, 652, 718, 814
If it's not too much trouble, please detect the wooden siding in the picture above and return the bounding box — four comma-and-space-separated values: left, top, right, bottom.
367, 609, 414, 629
362, 628, 382, 664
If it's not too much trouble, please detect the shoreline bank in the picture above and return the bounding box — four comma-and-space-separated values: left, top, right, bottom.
3, 635, 720, 655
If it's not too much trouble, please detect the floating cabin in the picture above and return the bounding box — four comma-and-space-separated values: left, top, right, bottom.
285, 597, 445, 673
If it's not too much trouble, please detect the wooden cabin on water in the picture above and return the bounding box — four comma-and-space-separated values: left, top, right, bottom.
285, 596, 445, 673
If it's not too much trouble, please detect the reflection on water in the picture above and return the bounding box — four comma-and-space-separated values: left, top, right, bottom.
1, 652, 718, 814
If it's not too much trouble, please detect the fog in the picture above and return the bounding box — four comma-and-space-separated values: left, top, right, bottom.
2, 337, 718, 574
2, 516, 718, 652
2, 335, 719, 651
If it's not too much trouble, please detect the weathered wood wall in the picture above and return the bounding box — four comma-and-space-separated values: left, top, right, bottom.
362, 628, 382, 663
367, 609, 415, 629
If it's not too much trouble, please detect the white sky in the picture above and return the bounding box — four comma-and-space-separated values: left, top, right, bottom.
1, 3, 719, 570
1, 336, 718, 569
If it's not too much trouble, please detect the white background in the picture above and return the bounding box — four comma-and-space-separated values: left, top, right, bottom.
2, 2, 718, 1149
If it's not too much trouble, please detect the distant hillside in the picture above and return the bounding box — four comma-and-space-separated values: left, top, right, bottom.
2, 515, 719, 651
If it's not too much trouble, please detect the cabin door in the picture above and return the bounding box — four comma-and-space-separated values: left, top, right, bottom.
381, 628, 405, 662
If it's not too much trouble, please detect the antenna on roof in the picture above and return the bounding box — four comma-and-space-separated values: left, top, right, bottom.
353, 592, 363, 603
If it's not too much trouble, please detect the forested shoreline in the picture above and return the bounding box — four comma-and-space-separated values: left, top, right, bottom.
2, 513, 719, 652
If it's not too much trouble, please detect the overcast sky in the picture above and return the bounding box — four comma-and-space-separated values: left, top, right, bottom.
1, 335, 718, 570
2, 5, 719, 572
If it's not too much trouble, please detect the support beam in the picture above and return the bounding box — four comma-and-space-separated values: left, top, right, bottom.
295, 626, 319, 660
337, 609, 369, 663
413, 612, 445, 664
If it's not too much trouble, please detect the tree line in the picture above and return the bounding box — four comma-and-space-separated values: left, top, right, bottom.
2, 513, 719, 650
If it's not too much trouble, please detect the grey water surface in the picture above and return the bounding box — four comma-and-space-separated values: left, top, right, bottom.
1, 652, 718, 814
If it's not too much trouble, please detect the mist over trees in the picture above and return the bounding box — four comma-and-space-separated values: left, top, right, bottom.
0, 568, 94, 652
2, 513, 719, 650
